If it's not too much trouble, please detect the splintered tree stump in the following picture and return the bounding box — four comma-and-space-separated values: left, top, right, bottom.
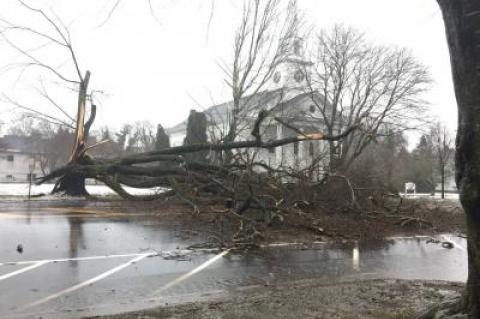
53, 172, 88, 196
50, 70, 92, 197
51, 154, 92, 196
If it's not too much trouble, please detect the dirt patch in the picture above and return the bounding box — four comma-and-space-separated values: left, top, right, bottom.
87, 279, 463, 319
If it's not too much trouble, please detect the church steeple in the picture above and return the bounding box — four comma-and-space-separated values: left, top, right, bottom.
271, 36, 312, 91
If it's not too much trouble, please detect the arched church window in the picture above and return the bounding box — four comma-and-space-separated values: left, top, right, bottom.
293, 39, 302, 55
273, 71, 281, 83
294, 69, 305, 83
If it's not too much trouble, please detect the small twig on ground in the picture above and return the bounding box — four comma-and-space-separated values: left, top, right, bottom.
397, 216, 434, 228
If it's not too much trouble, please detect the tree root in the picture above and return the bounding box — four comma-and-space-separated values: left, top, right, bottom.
412, 296, 466, 319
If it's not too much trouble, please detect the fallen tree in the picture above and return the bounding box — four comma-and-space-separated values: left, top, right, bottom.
2, 2, 360, 206
36, 109, 360, 245
37, 110, 359, 203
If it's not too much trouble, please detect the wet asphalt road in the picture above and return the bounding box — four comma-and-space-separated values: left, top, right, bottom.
0, 201, 468, 319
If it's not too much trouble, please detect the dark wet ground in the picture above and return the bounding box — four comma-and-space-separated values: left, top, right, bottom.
0, 201, 467, 319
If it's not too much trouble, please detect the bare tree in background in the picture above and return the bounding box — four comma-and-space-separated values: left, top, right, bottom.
217, 0, 301, 162
7, 116, 37, 137
97, 0, 175, 27
430, 122, 453, 199
126, 121, 157, 153
7, 116, 73, 174
0, 0, 96, 195
305, 25, 431, 173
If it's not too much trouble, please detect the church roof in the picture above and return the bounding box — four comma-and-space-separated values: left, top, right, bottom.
167, 88, 328, 134
167, 88, 284, 133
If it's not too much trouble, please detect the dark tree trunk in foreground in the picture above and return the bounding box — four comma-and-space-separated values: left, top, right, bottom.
438, 0, 480, 316
53, 172, 87, 196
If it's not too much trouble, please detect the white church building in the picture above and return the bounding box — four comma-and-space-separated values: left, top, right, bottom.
167, 37, 331, 173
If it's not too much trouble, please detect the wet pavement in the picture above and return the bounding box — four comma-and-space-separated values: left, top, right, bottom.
0, 202, 468, 319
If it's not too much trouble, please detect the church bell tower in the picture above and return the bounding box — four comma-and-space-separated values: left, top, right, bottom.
270, 36, 312, 91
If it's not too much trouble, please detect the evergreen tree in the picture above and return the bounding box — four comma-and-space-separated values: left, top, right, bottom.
409, 135, 436, 193
183, 110, 208, 162
155, 124, 170, 150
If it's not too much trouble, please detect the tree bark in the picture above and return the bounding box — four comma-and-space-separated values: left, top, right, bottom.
52, 71, 91, 196
437, 0, 480, 315
52, 172, 87, 196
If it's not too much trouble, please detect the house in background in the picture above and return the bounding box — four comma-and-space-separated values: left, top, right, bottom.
167, 37, 331, 173
0, 135, 43, 183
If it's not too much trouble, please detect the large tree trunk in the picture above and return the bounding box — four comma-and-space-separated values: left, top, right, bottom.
52, 172, 88, 196
52, 71, 91, 196
438, 0, 480, 315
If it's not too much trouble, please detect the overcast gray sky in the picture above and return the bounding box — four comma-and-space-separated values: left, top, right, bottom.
0, 0, 456, 143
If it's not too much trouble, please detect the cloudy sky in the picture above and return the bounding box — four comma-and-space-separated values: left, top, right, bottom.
0, 0, 455, 143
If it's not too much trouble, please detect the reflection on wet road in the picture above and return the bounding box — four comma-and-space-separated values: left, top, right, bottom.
0, 202, 467, 319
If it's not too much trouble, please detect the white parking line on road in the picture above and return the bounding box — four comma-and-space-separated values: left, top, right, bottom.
20, 253, 153, 310
0, 261, 49, 281
155, 249, 230, 294
0, 252, 157, 267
